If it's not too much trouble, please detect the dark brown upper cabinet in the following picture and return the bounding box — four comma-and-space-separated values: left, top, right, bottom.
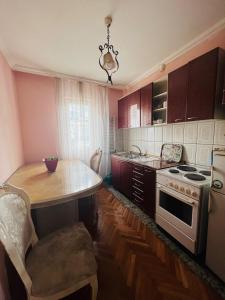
186, 48, 225, 121
118, 97, 128, 128
167, 65, 188, 123
118, 48, 225, 128
127, 90, 141, 128
140, 84, 153, 126
167, 48, 225, 123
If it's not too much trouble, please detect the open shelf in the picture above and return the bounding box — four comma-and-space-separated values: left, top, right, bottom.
152, 76, 168, 125
153, 122, 167, 126
153, 107, 167, 112
153, 91, 167, 99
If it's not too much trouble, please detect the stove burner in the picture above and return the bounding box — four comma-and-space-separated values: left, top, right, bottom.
199, 170, 211, 176
177, 165, 197, 172
169, 169, 180, 174
184, 173, 206, 181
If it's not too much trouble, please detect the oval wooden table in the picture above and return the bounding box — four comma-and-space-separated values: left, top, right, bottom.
7, 160, 103, 237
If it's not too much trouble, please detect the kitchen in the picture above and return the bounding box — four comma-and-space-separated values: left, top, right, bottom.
0, 1, 225, 300
111, 46, 225, 294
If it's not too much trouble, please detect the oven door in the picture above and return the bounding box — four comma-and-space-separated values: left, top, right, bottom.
156, 184, 199, 240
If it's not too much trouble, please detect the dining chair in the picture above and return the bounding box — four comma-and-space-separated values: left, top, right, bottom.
90, 148, 102, 174
0, 184, 98, 300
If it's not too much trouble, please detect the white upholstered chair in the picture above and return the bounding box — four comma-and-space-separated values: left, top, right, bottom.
0, 185, 98, 300
90, 149, 102, 174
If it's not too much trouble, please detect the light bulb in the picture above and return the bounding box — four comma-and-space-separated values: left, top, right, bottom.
103, 52, 116, 70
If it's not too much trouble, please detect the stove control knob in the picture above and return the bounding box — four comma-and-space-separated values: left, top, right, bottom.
174, 184, 179, 190
169, 182, 174, 187
180, 186, 185, 192
186, 189, 191, 195
192, 191, 197, 198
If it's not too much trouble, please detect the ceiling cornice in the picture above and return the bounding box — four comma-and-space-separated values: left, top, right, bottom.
12, 64, 124, 90
125, 17, 225, 90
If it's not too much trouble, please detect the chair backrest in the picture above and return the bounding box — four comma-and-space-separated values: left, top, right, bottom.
0, 184, 38, 295
90, 148, 102, 174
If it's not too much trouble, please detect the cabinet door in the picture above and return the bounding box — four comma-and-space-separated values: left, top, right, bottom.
143, 168, 156, 218
186, 48, 218, 121
127, 90, 141, 128
118, 97, 128, 128
141, 84, 152, 126
167, 65, 188, 123
120, 161, 133, 198
111, 156, 121, 190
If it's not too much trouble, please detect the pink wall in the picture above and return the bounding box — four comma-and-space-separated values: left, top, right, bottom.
0, 52, 23, 184
15, 72, 58, 163
108, 88, 123, 119
124, 28, 225, 95
0, 51, 23, 300
15, 72, 122, 163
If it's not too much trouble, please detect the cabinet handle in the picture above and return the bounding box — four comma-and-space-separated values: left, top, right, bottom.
144, 168, 153, 173
133, 178, 144, 185
133, 181, 142, 188
133, 193, 144, 202
133, 170, 143, 176
175, 118, 183, 122
133, 186, 144, 194
187, 117, 198, 120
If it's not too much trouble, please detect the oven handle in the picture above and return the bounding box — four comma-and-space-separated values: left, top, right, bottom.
158, 187, 198, 206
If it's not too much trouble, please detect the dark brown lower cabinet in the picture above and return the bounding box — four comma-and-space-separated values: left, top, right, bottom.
143, 167, 156, 218
111, 157, 156, 218
120, 161, 133, 198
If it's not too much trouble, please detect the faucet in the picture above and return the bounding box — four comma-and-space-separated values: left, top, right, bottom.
131, 145, 142, 156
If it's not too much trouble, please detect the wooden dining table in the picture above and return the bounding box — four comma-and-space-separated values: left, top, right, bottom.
6, 160, 103, 237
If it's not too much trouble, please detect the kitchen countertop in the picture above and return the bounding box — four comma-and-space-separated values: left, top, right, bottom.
111, 153, 179, 170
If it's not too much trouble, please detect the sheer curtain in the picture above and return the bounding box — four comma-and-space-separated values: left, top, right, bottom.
56, 78, 110, 178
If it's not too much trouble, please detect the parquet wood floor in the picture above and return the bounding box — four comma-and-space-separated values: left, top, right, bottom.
93, 187, 223, 300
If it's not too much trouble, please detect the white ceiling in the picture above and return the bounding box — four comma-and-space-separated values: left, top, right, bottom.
0, 0, 224, 85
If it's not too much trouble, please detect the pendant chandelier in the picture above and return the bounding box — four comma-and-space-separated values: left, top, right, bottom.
99, 16, 119, 85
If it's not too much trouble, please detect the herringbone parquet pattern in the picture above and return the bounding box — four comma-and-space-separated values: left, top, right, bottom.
95, 187, 222, 300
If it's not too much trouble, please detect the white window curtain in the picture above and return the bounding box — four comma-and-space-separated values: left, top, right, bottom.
56, 78, 110, 178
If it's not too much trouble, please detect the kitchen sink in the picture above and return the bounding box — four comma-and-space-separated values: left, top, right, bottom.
114, 152, 160, 162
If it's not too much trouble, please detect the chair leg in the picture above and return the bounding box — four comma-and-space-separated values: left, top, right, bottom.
90, 275, 98, 300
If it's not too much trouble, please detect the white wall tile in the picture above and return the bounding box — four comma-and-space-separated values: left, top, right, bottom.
147, 127, 155, 141
195, 144, 213, 166
214, 120, 225, 145
154, 126, 163, 142
183, 144, 196, 164
141, 141, 148, 154
154, 142, 163, 156
163, 125, 173, 143
136, 128, 141, 141
197, 120, 214, 144
142, 128, 148, 141
173, 124, 184, 143
184, 122, 197, 143
147, 142, 155, 155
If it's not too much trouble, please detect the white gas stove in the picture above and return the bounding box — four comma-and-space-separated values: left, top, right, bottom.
157, 164, 211, 190
156, 164, 211, 254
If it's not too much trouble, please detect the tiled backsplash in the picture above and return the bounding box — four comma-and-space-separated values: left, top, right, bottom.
116, 120, 225, 167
